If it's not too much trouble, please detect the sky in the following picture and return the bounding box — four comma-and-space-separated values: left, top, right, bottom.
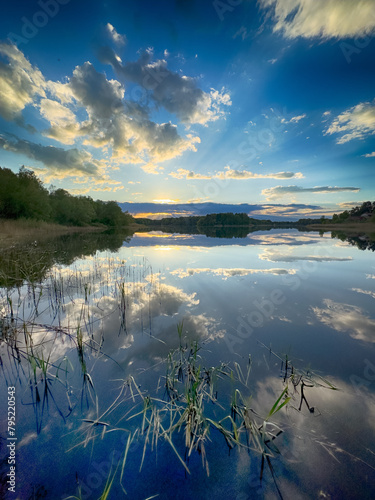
1, 0, 375, 219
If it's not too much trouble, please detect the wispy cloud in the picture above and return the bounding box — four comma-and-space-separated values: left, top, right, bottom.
169, 167, 304, 180
260, 0, 375, 39
262, 185, 360, 200
170, 267, 295, 279
325, 101, 375, 144
0, 134, 102, 179
338, 201, 366, 209
259, 248, 352, 263
351, 288, 375, 300
215, 169, 304, 180
169, 168, 211, 180
281, 113, 306, 124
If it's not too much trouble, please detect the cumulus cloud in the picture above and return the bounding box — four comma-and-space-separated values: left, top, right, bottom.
70, 61, 124, 119
312, 299, 375, 343
39, 98, 76, 127
43, 61, 201, 170
0, 42, 216, 179
325, 101, 375, 144
259, 0, 375, 39
363, 151, 375, 157
97, 46, 231, 125
262, 185, 360, 200
105, 23, 126, 46
61, 280, 222, 362
169, 167, 304, 180
46, 80, 75, 104
0, 42, 46, 123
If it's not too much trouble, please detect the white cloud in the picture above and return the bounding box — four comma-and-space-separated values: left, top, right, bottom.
312, 299, 375, 343
351, 288, 375, 300
0, 42, 46, 123
170, 267, 295, 279
281, 113, 307, 124
169, 168, 212, 180
105, 23, 126, 46
169, 167, 304, 180
46, 80, 75, 104
259, 247, 352, 263
0, 42, 228, 181
39, 99, 76, 127
215, 168, 304, 180
325, 101, 375, 144
262, 185, 360, 200
53, 61, 201, 170
39, 60, 201, 170
260, 0, 375, 39
363, 151, 375, 157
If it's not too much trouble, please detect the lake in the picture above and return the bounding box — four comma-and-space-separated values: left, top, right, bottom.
0, 228, 374, 499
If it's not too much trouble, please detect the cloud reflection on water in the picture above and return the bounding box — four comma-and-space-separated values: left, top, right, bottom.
312, 299, 375, 343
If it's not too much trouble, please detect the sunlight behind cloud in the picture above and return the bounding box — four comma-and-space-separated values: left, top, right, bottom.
153, 199, 180, 204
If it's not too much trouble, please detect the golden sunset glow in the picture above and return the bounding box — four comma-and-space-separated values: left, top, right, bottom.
153, 199, 180, 204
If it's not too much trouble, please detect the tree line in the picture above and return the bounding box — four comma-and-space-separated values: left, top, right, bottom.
322, 201, 375, 224
138, 213, 324, 229
137, 212, 254, 229
0, 167, 133, 227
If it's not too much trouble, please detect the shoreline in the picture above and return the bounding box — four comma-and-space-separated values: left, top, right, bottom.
307, 223, 375, 233
2, 219, 374, 249
0, 220, 140, 249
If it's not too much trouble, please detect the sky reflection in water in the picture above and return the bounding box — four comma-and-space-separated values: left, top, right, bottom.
0, 229, 374, 499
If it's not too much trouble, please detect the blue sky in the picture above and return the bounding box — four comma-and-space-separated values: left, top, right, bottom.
1, 0, 375, 219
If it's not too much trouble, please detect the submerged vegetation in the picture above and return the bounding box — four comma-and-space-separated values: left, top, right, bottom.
0, 252, 343, 499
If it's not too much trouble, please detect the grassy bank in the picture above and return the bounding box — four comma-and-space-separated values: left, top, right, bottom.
0, 219, 108, 248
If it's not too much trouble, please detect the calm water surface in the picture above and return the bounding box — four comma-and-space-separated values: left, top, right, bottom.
0, 229, 374, 499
